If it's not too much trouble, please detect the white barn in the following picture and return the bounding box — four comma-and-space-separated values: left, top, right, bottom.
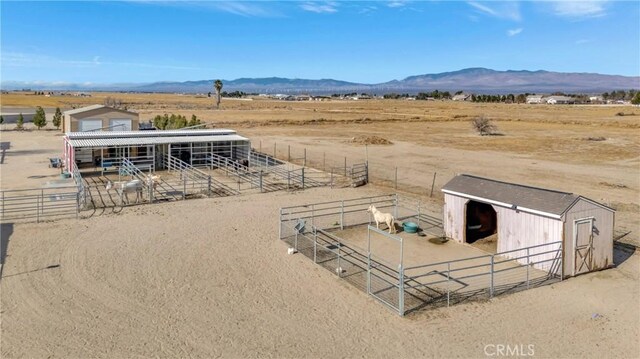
442, 175, 615, 277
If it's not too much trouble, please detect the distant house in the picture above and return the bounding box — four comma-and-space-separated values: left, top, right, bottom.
589, 96, 604, 103
545, 96, 575, 105
526, 95, 544, 104
452, 93, 471, 101
63, 105, 139, 133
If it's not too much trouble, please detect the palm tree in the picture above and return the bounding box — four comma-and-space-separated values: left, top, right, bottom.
214, 79, 223, 109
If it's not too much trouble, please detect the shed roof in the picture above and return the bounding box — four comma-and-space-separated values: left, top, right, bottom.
63, 105, 137, 116
67, 134, 249, 148
442, 174, 612, 218
66, 129, 236, 138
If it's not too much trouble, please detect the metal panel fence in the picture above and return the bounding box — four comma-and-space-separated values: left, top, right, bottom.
1, 187, 80, 223
254, 139, 456, 198
279, 195, 563, 316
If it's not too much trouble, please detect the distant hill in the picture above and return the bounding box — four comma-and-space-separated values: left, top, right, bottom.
3, 68, 639, 94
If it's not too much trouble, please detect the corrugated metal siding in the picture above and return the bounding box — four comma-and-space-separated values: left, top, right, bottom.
494, 207, 563, 272
66, 129, 237, 138
443, 193, 468, 243
563, 198, 614, 276
68, 134, 249, 147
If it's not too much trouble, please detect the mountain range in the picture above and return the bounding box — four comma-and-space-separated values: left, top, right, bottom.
3, 68, 639, 94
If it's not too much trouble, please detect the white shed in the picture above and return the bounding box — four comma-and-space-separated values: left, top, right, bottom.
442, 175, 615, 277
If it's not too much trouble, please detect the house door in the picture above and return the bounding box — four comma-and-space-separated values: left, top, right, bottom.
573, 218, 594, 276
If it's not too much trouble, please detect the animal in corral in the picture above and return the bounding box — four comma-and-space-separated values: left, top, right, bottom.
367, 205, 397, 234
106, 179, 143, 204
146, 174, 161, 189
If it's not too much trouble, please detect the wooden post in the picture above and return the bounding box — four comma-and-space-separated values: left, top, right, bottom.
344, 157, 347, 176
288, 145, 291, 162
430, 172, 437, 197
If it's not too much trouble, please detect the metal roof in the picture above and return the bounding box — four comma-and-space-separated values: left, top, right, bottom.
67, 134, 249, 148
442, 174, 584, 217
63, 104, 141, 116
66, 129, 237, 139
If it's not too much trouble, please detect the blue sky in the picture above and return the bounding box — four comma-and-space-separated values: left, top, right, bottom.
1, 1, 639, 84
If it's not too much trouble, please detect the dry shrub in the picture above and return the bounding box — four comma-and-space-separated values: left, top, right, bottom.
471, 115, 498, 136
347, 135, 393, 145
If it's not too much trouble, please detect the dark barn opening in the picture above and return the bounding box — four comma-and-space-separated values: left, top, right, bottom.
465, 200, 497, 243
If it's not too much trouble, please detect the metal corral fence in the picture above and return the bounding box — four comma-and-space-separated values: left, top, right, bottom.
0, 187, 81, 223
254, 139, 457, 198
279, 195, 563, 316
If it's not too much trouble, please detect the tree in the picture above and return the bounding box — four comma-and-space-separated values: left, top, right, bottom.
214, 79, 223, 109
471, 116, 497, 136
52, 107, 62, 130
16, 113, 24, 130
632, 92, 640, 105
33, 106, 47, 130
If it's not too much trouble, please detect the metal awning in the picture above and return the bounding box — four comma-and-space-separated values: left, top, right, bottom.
65, 129, 237, 139
67, 134, 249, 148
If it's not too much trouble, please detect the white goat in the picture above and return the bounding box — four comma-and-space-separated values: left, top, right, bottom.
146, 174, 161, 190
106, 179, 143, 204
367, 205, 396, 234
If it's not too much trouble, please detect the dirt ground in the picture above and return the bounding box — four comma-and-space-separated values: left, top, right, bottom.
1, 95, 639, 357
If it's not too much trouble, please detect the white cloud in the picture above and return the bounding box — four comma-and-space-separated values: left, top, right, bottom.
550, 1, 608, 18
507, 28, 523, 36
1, 52, 204, 71
388, 1, 408, 8
208, 2, 280, 17
467, 1, 521, 21
300, 2, 338, 14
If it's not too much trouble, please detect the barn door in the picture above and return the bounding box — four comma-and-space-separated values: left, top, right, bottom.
573, 218, 594, 276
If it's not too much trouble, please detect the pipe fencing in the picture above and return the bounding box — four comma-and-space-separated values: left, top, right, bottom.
0, 187, 80, 223
279, 195, 563, 316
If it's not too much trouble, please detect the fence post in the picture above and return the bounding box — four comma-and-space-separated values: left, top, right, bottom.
259, 140, 262, 153
287, 171, 291, 191
1, 191, 4, 221
301, 168, 305, 189
259, 170, 263, 193
183, 177, 186, 200
288, 145, 291, 162
313, 227, 317, 263
395, 167, 398, 190
76, 191, 80, 219
399, 264, 405, 316
367, 228, 371, 295
447, 262, 451, 307
340, 200, 344, 230
303, 148, 307, 167
344, 157, 347, 176
337, 243, 341, 278
207, 176, 212, 196
560, 242, 564, 281
526, 247, 530, 289
393, 194, 398, 218
490, 255, 495, 298
295, 230, 298, 251
430, 172, 437, 197
274, 142, 277, 158
37, 189, 41, 223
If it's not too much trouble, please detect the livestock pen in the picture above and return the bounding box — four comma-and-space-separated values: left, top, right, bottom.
279, 194, 563, 316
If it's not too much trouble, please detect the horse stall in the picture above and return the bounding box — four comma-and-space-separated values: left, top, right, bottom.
63, 130, 249, 208
442, 174, 615, 278
279, 194, 563, 316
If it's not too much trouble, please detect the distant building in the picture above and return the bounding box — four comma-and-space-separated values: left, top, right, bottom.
526, 95, 544, 104
452, 93, 471, 101
545, 96, 575, 105
589, 96, 604, 103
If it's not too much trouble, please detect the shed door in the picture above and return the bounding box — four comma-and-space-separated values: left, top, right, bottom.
573, 218, 594, 276
110, 119, 132, 131
78, 119, 102, 132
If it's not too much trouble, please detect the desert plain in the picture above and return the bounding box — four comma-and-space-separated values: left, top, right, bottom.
0, 92, 638, 357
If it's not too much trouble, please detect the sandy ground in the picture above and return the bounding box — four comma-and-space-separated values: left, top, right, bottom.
1, 98, 639, 357
1, 188, 638, 358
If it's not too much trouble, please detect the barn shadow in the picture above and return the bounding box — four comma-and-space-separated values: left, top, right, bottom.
0, 223, 14, 280
613, 231, 635, 266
